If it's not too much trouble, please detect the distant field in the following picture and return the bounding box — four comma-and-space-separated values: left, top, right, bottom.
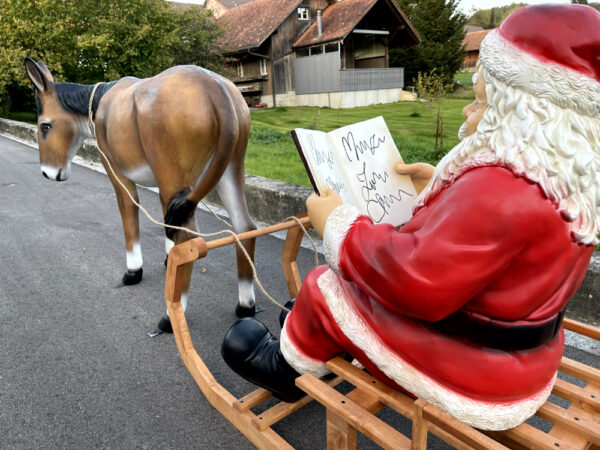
247, 95, 473, 186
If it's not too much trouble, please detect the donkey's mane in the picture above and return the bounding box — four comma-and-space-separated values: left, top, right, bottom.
53, 81, 117, 119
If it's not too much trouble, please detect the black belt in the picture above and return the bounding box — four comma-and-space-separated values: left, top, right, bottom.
431, 308, 565, 351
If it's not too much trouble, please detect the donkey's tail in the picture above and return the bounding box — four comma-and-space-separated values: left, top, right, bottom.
164, 79, 239, 240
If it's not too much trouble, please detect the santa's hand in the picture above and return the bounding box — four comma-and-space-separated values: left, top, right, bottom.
395, 162, 435, 194
306, 188, 343, 238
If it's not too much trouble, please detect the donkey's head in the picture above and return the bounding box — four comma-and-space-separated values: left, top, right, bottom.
25, 58, 86, 181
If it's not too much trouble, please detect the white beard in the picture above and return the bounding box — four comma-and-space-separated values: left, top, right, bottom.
415, 72, 600, 246
457, 122, 471, 141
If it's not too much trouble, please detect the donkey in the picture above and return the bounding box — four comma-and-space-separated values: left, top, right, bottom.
25, 58, 257, 331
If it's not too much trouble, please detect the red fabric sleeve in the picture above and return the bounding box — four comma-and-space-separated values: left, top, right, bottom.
337, 167, 546, 322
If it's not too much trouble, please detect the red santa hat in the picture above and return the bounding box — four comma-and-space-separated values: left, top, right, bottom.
479, 4, 600, 117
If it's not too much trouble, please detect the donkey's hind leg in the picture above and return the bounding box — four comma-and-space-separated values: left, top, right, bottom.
216, 162, 257, 318
104, 163, 143, 286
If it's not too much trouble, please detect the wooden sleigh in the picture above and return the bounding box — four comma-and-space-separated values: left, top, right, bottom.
164, 217, 600, 449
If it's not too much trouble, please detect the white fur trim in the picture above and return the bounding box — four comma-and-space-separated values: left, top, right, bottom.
323, 205, 362, 274
280, 320, 330, 378
316, 269, 556, 430
480, 31, 600, 117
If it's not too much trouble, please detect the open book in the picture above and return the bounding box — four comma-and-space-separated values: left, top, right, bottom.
291, 116, 417, 226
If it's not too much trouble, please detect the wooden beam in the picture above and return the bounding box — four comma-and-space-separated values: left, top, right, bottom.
296, 373, 411, 449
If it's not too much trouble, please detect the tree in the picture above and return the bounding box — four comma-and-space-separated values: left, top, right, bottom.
169, 6, 228, 75
390, 0, 467, 87
0, 0, 225, 114
467, 3, 526, 29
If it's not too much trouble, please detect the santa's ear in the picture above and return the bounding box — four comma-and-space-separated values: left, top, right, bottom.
24, 57, 53, 93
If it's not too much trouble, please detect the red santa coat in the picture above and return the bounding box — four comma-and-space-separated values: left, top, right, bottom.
280, 166, 593, 430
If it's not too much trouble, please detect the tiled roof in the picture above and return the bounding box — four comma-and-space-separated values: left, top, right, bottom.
293, 0, 378, 47
462, 29, 493, 52
292, 0, 419, 48
218, 0, 302, 53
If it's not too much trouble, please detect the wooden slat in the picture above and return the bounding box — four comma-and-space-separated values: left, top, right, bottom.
536, 402, 600, 446
563, 318, 600, 340
297, 373, 411, 449
552, 378, 600, 413
326, 357, 415, 418
411, 399, 429, 450
204, 217, 311, 250
326, 357, 506, 450
233, 388, 272, 412
254, 375, 343, 431
487, 423, 578, 450
422, 405, 507, 450
281, 216, 308, 300
560, 357, 600, 385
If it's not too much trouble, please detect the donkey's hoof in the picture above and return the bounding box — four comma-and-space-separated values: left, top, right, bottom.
235, 304, 255, 318
122, 268, 143, 285
157, 315, 173, 333
279, 299, 296, 328
147, 315, 172, 338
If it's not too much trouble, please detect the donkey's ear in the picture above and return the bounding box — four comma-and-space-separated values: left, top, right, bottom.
25, 57, 52, 93
37, 61, 55, 83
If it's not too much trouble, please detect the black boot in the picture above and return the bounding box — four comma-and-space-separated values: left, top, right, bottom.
278, 299, 296, 328
221, 318, 304, 403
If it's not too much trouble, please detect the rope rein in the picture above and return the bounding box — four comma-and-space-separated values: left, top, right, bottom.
87, 89, 319, 312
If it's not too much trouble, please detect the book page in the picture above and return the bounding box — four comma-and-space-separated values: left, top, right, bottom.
291, 128, 354, 205
326, 116, 417, 226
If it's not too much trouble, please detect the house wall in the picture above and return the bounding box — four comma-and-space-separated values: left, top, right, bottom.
260, 88, 415, 108
204, 0, 227, 18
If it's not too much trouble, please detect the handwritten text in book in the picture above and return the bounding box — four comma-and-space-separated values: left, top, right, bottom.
341, 131, 386, 162
308, 134, 335, 170
356, 162, 413, 223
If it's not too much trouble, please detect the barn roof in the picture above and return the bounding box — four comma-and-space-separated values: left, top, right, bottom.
218, 0, 302, 53
292, 0, 419, 48
462, 29, 493, 52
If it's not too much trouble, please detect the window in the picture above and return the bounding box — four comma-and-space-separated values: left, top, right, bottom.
325, 43, 340, 53
296, 48, 309, 58
310, 46, 323, 55
259, 58, 267, 76
237, 62, 244, 78
298, 7, 309, 20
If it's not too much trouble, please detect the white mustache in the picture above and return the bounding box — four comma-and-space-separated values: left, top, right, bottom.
458, 122, 471, 140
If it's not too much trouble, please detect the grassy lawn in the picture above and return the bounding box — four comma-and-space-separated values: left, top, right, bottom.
247, 95, 473, 187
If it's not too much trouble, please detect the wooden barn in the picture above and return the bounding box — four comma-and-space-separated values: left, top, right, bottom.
462, 29, 493, 71
216, 0, 421, 108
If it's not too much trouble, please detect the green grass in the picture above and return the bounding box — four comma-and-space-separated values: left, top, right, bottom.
246, 96, 473, 186
5, 111, 37, 124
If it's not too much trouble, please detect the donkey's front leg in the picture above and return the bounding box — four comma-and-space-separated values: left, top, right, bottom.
105, 166, 143, 285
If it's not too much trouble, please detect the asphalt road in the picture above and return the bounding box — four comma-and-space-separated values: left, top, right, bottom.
1, 135, 598, 449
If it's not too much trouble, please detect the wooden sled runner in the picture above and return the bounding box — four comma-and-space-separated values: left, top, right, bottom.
164, 218, 600, 449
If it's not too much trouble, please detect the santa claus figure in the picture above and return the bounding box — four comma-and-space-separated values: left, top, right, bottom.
222, 4, 600, 430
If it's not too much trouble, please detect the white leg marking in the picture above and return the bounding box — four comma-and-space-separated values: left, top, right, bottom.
167, 290, 188, 316
126, 242, 143, 271
238, 279, 255, 308
165, 237, 175, 255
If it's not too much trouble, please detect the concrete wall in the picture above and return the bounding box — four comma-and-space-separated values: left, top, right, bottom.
1, 117, 598, 329
261, 88, 416, 108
